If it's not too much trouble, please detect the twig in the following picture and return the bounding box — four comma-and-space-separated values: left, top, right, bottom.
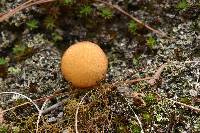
0, 0, 55, 22
41, 100, 65, 115
170, 60, 200, 65
147, 63, 167, 85
166, 98, 200, 113
0, 0, 33, 22
124, 77, 153, 84
113, 63, 167, 86
95, 0, 168, 38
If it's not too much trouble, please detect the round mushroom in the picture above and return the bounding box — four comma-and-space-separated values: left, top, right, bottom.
61, 41, 108, 88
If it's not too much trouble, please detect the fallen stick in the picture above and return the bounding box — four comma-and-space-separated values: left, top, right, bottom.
147, 63, 167, 85
41, 100, 65, 115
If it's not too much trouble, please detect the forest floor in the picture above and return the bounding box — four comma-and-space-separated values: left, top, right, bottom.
0, 0, 200, 133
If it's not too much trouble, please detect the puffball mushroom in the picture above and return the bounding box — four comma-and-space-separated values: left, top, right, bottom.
61, 41, 108, 88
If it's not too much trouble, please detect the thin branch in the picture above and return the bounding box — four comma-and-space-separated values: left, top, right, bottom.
41, 100, 65, 115
118, 63, 167, 86
166, 98, 200, 112
170, 61, 200, 64
0, 0, 55, 22
0, 0, 33, 22
147, 63, 167, 85
95, 0, 168, 38
111, 76, 153, 87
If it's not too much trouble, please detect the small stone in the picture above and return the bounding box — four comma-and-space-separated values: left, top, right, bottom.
47, 117, 57, 123
57, 112, 63, 118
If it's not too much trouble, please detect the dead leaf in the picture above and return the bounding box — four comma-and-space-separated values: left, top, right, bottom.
131, 92, 146, 107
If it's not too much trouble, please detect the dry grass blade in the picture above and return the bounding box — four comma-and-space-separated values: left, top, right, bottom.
0, 91, 67, 114
0, 92, 40, 112
75, 90, 93, 133
123, 96, 144, 133
36, 98, 49, 133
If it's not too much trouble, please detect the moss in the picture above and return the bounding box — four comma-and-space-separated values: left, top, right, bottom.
80, 5, 93, 16
12, 45, 26, 56
8, 67, 21, 75
128, 20, 137, 34
0, 58, 8, 78
51, 32, 63, 42
11, 42, 35, 62
26, 19, 39, 30
63, 0, 74, 5
176, 0, 189, 10
15, 98, 27, 105
146, 36, 156, 48
99, 7, 113, 19
12, 126, 20, 133
62, 86, 133, 132
142, 112, 152, 122
0, 124, 20, 133
132, 57, 139, 66
43, 16, 56, 30
144, 93, 157, 105
0, 57, 7, 65
0, 124, 8, 133
116, 125, 128, 133
130, 120, 141, 133
64, 99, 79, 116
179, 97, 191, 105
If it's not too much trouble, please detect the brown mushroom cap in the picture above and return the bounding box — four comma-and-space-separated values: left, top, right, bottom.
61, 41, 108, 88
